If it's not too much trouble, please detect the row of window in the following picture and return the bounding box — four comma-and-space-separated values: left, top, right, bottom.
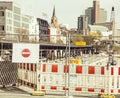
0, 18, 5, 24
7, 25, 12, 31
0, 25, 4, 30
22, 17, 29, 23
14, 6, 21, 14
0, 25, 12, 31
0, 11, 4, 16
7, 19, 12, 24
14, 14, 21, 20
38, 20, 48, 26
14, 21, 20, 27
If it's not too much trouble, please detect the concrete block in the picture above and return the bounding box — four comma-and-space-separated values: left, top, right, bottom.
32, 90, 45, 96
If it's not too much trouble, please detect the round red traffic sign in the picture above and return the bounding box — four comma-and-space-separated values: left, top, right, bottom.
22, 48, 30, 58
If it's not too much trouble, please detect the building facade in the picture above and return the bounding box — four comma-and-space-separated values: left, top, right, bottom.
0, 1, 30, 41
37, 18, 49, 41
85, 7, 94, 24
49, 6, 62, 44
85, 0, 107, 25
100, 8, 107, 23
29, 16, 39, 42
77, 15, 88, 31
93, 0, 100, 23
77, 15, 88, 35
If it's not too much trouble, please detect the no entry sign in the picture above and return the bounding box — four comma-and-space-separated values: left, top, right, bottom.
22, 48, 30, 58
12, 43, 39, 63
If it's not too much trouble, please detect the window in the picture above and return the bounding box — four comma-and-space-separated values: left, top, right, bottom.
7, 12, 12, 18
14, 21, 20, 27
0, 11, 4, 16
7, 19, 12, 24
0, 18, 5, 24
14, 14, 20, 20
0, 25, 4, 30
22, 16, 29, 22
14, 6, 21, 14
7, 26, 12, 31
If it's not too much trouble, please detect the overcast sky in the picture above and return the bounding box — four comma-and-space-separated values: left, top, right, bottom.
1, 0, 120, 28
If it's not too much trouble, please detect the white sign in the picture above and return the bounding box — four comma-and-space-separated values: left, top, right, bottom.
12, 43, 39, 63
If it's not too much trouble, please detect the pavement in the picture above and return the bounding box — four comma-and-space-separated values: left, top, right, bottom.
0, 86, 99, 98
1, 86, 120, 98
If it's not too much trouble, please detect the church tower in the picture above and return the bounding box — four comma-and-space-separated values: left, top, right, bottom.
51, 6, 59, 28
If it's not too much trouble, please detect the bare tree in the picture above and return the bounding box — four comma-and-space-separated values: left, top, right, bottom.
16, 28, 29, 42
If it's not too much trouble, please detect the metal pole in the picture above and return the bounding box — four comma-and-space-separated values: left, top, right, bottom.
65, 33, 68, 96
68, 33, 70, 96
65, 32, 71, 96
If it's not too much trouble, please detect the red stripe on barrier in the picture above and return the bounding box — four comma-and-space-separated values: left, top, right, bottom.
88, 66, 95, 74
50, 86, 57, 90
31, 64, 33, 71
35, 64, 37, 71
75, 87, 82, 91
43, 64, 46, 72
27, 63, 29, 70
41, 86, 45, 89
52, 64, 58, 72
118, 89, 120, 93
101, 89, 104, 93
111, 67, 114, 75
27, 82, 29, 86
101, 67, 104, 75
19, 63, 22, 69
64, 65, 68, 73
76, 66, 82, 74
88, 88, 94, 92
31, 83, 34, 88
23, 63, 26, 69
111, 89, 114, 93
118, 68, 120, 75
63, 87, 69, 90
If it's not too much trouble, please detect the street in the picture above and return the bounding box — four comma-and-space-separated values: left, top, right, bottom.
1, 86, 120, 98
0, 86, 98, 98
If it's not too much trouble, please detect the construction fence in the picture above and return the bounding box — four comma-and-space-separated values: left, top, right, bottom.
18, 62, 120, 96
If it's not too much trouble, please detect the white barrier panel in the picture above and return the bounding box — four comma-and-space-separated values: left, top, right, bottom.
18, 63, 37, 88
40, 63, 66, 92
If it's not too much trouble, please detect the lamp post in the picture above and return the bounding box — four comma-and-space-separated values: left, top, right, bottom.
65, 32, 70, 97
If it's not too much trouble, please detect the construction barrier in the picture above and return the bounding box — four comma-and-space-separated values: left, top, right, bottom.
18, 62, 120, 96
0, 61, 18, 86
18, 63, 37, 88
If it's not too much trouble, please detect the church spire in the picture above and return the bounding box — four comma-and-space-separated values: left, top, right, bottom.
51, 5, 59, 28
52, 5, 55, 17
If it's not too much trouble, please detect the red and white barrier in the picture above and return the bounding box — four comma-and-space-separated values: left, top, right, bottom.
18, 62, 120, 95
18, 63, 37, 88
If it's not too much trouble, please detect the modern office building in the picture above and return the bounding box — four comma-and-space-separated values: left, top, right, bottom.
85, 0, 107, 25
93, 0, 100, 23
77, 15, 88, 30
0, 1, 30, 41
85, 7, 94, 25
77, 15, 88, 35
100, 8, 107, 23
